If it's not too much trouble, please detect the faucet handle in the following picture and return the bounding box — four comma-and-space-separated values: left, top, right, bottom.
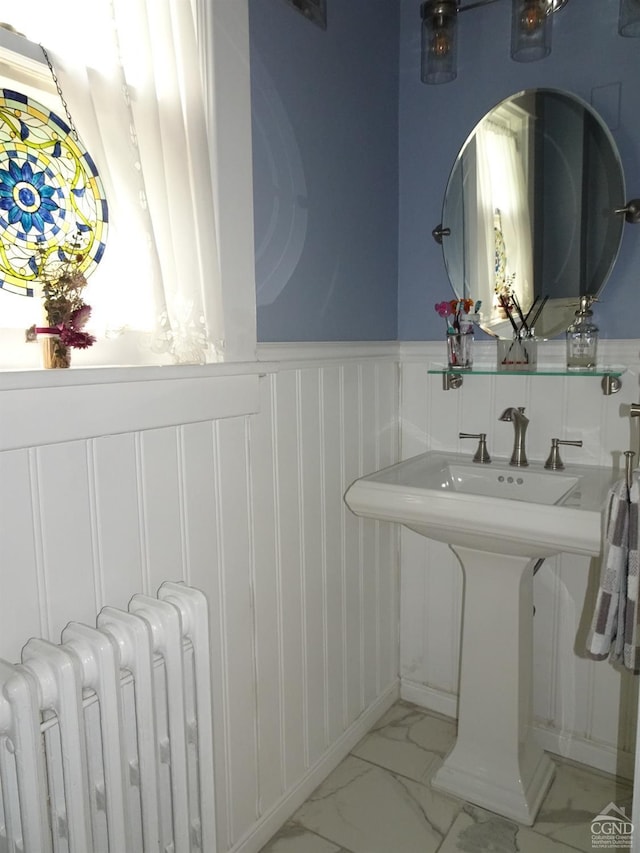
459, 432, 491, 464
544, 438, 583, 471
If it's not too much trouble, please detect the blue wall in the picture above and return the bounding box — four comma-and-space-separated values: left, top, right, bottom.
250, 0, 640, 342
250, 0, 399, 342
399, 0, 640, 340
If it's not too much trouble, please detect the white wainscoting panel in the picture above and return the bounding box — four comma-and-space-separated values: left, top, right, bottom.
7, 336, 637, 846
398, 341, 640, 778
0, 349, 400, 853
0, 369, 261, 450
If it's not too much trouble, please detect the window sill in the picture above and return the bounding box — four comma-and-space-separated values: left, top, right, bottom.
0, 358, 262, 390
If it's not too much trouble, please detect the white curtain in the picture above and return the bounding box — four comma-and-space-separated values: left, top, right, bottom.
476, 121, 533, 321
1, 0, 223, 364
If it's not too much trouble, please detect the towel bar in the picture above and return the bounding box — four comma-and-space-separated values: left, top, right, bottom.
626, 404, 640, 487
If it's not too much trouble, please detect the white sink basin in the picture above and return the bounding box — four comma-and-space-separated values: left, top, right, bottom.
444, 463, 578, 503
344, 450, 614, 557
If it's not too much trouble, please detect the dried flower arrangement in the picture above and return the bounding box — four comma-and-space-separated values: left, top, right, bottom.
27, 237, 96, 368
494, 273, 517, 316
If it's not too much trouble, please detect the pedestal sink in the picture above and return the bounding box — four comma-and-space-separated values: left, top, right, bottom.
345, 451, 614, 825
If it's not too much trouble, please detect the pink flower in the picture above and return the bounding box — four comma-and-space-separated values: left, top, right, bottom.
57, 303, 96, 349
435, 301, 450, 318
69, 304, 92, 330
59, 328, 96, 349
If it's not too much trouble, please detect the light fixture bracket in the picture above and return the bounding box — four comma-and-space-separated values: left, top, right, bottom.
422, 0, 458, 24
456, 0, 569, 13
544, 0, 569, 13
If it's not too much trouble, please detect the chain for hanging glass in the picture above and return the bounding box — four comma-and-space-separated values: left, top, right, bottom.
40, 44, 79, 142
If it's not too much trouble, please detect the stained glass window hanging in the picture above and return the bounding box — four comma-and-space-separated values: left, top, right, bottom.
0, 87, 108, 297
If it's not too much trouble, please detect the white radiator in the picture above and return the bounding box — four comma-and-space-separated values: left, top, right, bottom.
0, 582, 216, 853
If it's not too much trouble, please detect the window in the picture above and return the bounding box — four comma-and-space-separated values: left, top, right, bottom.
0, 0, 256, 371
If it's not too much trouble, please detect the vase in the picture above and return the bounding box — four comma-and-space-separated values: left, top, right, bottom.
39, 332, 71, 369
447, 329, 473, 369
497, 336, 537, 371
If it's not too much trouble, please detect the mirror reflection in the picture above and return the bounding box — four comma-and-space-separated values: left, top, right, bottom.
441, 89, 626, 338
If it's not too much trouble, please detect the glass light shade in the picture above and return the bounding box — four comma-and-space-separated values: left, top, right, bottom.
421, 1, 458, 85
511, 0, 552, 62
619, 0, 640, 36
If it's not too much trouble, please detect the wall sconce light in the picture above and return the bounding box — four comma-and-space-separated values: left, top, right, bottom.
511, 0, 553, 62
421, 1, 459, 84
422, 0, 639, 84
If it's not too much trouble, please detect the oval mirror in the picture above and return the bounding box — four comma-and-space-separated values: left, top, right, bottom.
440, 88, 626, 339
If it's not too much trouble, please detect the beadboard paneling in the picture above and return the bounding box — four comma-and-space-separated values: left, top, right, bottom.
249, 375, 285, 816
0, 350, 400, 853
299, 368, 328, 767
273, 368, 307, 791
10, 338, 638, 835
322, 365, 350, 743
0, 450, 41, 654
399, 342, 640, 778
91, 433, 146, 605
376, 360, 400, 692
34, 442, 99, 637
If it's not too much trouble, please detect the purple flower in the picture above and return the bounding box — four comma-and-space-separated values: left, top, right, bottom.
56, 303, 96, 349
68, 304, 92, 330
59, 328, 96, 349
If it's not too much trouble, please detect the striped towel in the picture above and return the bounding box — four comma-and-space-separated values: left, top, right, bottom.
586, 471, 640, 672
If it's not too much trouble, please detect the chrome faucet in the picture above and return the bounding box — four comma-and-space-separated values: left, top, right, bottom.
499, 406, 529, 467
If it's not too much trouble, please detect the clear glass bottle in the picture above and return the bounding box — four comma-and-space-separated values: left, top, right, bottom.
566, 295, 599, 369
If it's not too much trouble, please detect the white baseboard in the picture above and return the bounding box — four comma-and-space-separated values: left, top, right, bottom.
400, 678, 458, 718
534, 722, 633, 781
230, 680, 400, 853
400, 678, 633, 781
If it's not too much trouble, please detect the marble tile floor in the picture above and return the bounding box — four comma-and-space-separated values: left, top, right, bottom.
259, 700, 634, 853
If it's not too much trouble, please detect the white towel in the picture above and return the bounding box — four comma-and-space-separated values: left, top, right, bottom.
586, 471, 640, 672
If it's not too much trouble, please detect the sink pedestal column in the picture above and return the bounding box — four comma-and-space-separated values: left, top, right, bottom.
431, 546, 555, 825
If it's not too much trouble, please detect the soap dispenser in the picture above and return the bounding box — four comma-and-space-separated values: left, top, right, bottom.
566, 295, 599, 370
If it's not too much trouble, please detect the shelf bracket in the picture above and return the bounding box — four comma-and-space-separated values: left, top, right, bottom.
601, 374, 622, 395
443, 372, 463, 391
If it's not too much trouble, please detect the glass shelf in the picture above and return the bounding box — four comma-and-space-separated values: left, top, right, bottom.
427, 364, 626, 394
428, 363, 625, 377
